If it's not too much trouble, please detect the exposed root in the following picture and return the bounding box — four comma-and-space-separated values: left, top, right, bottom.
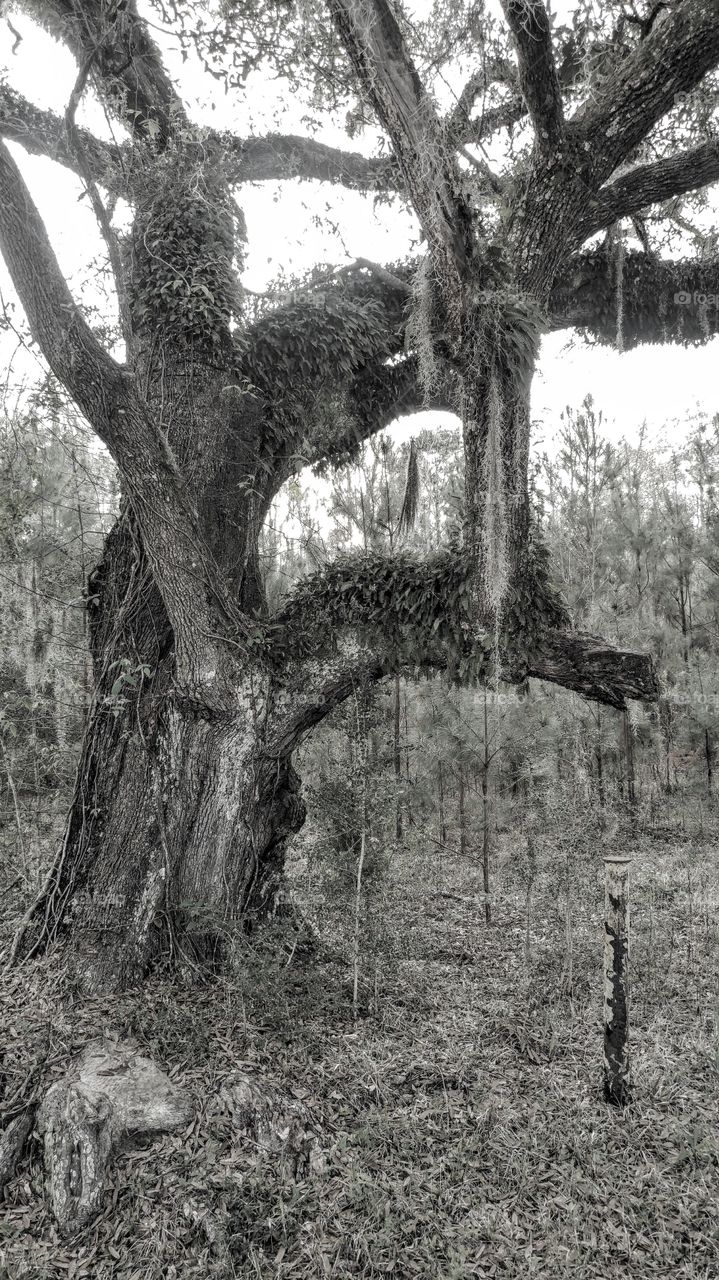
37, 1037, 193, 1236
0, 1105, 36, 1191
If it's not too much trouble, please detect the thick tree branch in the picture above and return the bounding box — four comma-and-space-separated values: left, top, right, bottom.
0, 84, 122, 187
549, 249, 719, 347
328, 0, 474, 274
272, 550, 658, 709
0, 140, 246, 699
525, 631, 659, 706
305, 355, 460, 472
269, 623, 659, 758
572, 0, 719, 179
220, 132, 400, 191
580, 140, 719, 240
23, 0, 188, 145
269, 654, 388, 755
500, 0, 564, 149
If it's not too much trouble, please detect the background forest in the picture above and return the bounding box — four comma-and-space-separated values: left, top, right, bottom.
1, 389, 718, 1277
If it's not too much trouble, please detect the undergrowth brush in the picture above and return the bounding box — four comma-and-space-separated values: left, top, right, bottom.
1, 815, 718, 1279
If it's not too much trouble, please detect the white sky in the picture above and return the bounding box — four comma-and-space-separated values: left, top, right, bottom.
0, 5, 717, 456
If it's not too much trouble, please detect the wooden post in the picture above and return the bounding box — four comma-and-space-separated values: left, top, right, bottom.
603, 856, 632, 1106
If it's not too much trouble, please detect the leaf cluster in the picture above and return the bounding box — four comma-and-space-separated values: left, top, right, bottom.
240, 293, 389, 403
127, 153, 241, 355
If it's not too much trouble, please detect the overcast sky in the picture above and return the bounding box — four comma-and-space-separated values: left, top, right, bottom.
0, 4, 717, 456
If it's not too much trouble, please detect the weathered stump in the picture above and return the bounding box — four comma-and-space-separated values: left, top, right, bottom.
603, 855, 632, 1106
37, 1037, 193, 1235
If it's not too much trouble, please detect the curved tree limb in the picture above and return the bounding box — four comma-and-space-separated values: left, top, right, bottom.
0, 139, 248, 699
579, 140, 719, 240
304, 355, 460, 472
0, 86, 403, 201
269, 654, 388, 755
271, 550, 658, 711
572, 0, 719, 180
270, 623, 659, 758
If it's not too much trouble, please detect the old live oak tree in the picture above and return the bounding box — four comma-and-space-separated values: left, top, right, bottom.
2, 0, 719, 1002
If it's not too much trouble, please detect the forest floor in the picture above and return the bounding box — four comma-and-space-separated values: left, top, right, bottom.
1, 821, 719, 1279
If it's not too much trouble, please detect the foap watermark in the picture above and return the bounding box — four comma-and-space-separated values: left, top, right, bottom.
674, 289, 719, 308
666, 691, 719, 710
673, 89, 706, 110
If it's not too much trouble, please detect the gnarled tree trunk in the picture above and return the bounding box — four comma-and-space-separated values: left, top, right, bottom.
13, 512, 306, 995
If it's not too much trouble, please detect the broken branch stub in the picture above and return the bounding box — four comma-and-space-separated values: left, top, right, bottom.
37, 1038, 193, 1236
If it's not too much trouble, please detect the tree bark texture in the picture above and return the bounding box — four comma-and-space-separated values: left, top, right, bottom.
13, 516, 306, 993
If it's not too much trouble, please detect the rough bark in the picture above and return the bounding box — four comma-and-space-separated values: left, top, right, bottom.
580, 141, 719, 240
500, 0, 564, 151
328, 0, 476, 275
13, 657, 307, 992
0, 141, 243, 705
0, 1107, 36, 1191
572, 0, 719, 182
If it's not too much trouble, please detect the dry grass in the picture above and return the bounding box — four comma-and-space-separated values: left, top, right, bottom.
1, 822, 718, 1279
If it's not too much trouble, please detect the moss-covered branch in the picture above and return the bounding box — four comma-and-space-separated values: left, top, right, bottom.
0, 85, 123, 188
268, 546, 658, 709
549, 248, 719, 347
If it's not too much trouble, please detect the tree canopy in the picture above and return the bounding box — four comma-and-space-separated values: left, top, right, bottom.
2, 0, 718, 716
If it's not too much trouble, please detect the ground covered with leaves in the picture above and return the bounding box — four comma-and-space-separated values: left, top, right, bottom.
1, 821, 718, 1280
